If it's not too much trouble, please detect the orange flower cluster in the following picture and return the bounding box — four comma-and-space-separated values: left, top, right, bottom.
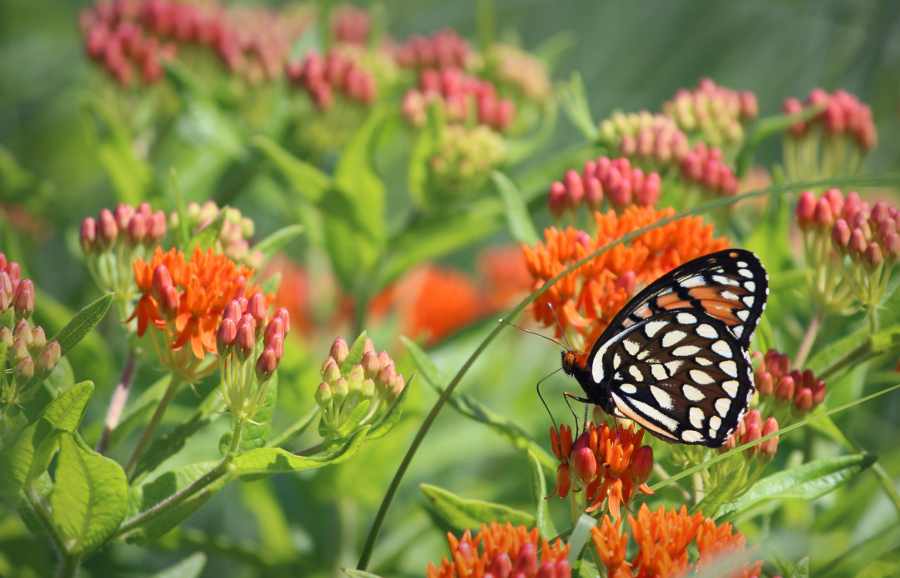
131, 247, 272, 362
593, 504, 763, 578
522, 206, 729, 342
548, 422, 654, 518
427, 522, 571, 578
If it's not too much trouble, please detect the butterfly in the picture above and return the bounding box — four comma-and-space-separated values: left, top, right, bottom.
561, 249, 768, 447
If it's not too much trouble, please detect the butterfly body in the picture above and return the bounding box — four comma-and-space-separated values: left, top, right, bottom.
561, 249, 769, 448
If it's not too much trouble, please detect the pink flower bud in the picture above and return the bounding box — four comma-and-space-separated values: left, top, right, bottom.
849, 228, 868, 258
378, 363, 397, 391
843, 191, 863, 221
637, 172, 661, 206
125, 213, 146, 248
362, 351, 380, 379
15, 357, 35, 382
11, 339, 29, 364
792, 387, 813, 417
489, 553, 512, 578
363, 337, 375, 355
813, 198, 834, 230
158, 286, 179, 321
376, 350, 391, 372
247, 292, 268, 326
759, 418, 779, 465
151, 265, 173, 302
235, 315, 256, 361
536, 562, 558, 578
0, 327, 11, 349
315, 382, 333, 407
114, 203, 135, 231
756, 371, 774, 400
217, 317, 237, 356
255, 348, 278, 382
548, 181, 566, 220
832, 219, 851, 253
794, 191, 815, 230
774, 375, 795, 406
563, 170, 584, 211
35, 340, 60, 375
885, 233, 900, 264
630, 445, 653, 486
148, 210, 167, 244
264, 317, 283, 347
13, 279, 34, 320
513, 542, 538, 577
571, 446, 597, 486
864, 242, 883, 269
742, 422, 761, 460
30, 326, 46, 356
13, 319, 32, 346
80, 217, 97, 254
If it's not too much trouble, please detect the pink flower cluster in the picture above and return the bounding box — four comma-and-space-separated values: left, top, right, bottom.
80, 202, 168, 255
679, 143, 739, 197
663, 78, 758, 146
720, 408, 779, 464
331, 4, 371, 46
754, 349, 827, 419
285, 50, 378, 110
783, 89, 876, 151
797, 189, 900, 266
395, 28, 472, 70
401, 68, 515, 132
79, 0, 311, 86
548, 157, 661, 219
607, 113, 690, 167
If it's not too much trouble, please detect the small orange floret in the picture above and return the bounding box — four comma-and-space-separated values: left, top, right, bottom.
522, 206, 729, 339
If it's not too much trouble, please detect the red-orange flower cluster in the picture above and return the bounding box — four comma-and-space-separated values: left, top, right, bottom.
131, 246, 272, 360
426, 522, 571, 578
522, 206, 730, 343
549, 422, 654, 518
592, 504, 763, 578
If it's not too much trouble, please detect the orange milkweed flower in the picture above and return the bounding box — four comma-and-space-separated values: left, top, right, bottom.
522, 206, 729, 344
130, 246, 272, 378
426, 522, 571, 578
695, 518, 764, 578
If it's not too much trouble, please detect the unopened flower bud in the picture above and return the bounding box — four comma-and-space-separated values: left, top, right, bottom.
832, 219, 851, 253
97, 209, 118, 249
376, 350, 391, 372
315, 382, 333, 407
217, 318, 237, 356
796, 191, 817, 231
571, 446, 597, 486
264, 317, 283, 346
792, 387, 814, 417
13, 279, 34, 320
378, 363, 397, 390
719, 432, 737, 454
235, 315, 256, 361
758, 418, 779, 465
563, 170, 584, 211
151, 265, 173, 302
554, 464, 572, 498
269, 334, 284, 361
774, 375, 795, 405
513, 542, 538, 577
11, 339, 29, 364
363, 337, 375, 355
35, 341, 61, 380
388, 374, 405, 402
813, 198, 834, 230
0, 327, 12, 349
630, 445, 653, 486
332, 377, 349, 405
361, 351, 380, 379
361, 378, 375, 399
255, 348, 278, 382
322, 359, 341, 384
247, 292, 268, 327
348, 363, 364, 380
489, 553, 512, 578
223, 300, 242, 323
13, 319, 32, 347
346, 372, 364, 398
864, 242, 883, 270
15, 357, 35, 382
548, 181, 566, 220
148, 210, 167, 244
159, 286, 180, 322
80, 217, 97, 254
741, 422, 761, 460
126, 214, 146, 248
30, 326, 46, 356
330, 337, 349, 366
272, 307, 290, 336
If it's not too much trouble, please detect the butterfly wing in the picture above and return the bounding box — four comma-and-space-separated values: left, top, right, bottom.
599, 249, 769, 348
579, 249, 768, 447
589, 310, 754, 446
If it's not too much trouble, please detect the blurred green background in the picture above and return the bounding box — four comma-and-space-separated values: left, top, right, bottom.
2, 1, 900, 577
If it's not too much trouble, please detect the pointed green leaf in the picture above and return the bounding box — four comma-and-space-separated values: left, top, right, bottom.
789, 556, 810, 578
805, 326, 870, 377
343, 570, 386, 578
421, 484, 534, 533
558, 73, 597, 141
148, 553, 207, 578
492, 171, 539, 245
251, 225, 305, 266
334, 107, 388, 231
402, 337, 558, 475
341, 331, 370, 374
267, 406, 319, 448
366, 373, 414, 440
50, 433, 128, 555
334, 401, 371, 438
232, 425, 368, 479
877, 280, 900, 329
185, 209, 227, 252
566, 513, 596, 565
319, 187, 384, 290
134, 413, 211, 482
252, 135, 331, 203
718, 454, 877, 518
735, 101, 826, 176
0, 381, 94, 498
124, 460, 230, 545
50, 293, 114, 359
527, 450, 557, 541
855, 548, 900, 578
407, 102, 444, 207
691, 465, 742, 518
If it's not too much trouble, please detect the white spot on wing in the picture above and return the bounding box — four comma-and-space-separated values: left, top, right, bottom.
715, 398, 731, 417
672, 345, 701, 356
736, 310, 750, 321
720, 360, 738, 378
682, 430, 704, 443
683, 384, 705, 401
721, 290, 740, 301
737, 261, 748, 267
733, 326, 745, 338
696, 357, 712, 366
651, 364, 668, 381
629, 366, 644, 382
645, 320, 668, 338
665, 360, 683, 374
613, 353, 622, 369
722, 380, 739, 397
743, 296, 755, 307
681, 275, 706, 288
676, 312, 697, 325
711, 340, 732, 358
651, 386, 674, 409
690, 369, 714, 384
713, 275, 740, 287
689, 407, 705, 428
696, 324, 717, 339
623, 340, 640, 356
709, 416, 722, 431
739, 268, 754, 278
611, 393, 678, 439
661, 330, 687, 348
619, 384, 637, 394
745, 281, 756, 292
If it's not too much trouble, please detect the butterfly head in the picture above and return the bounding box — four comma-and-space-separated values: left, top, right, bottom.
561, 350, 589, 377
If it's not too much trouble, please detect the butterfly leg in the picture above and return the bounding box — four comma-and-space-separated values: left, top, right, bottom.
536, 374, 558, 431
564, 391, 591, 434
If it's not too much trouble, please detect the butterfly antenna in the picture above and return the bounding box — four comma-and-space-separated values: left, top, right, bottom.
546, 304, 573, 351
564, 393, 581, 434
499, 318, 566, 350
536, 368, 562, 430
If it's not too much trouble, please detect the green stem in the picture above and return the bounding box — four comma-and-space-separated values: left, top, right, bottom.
125, 373, 183, 479
56, 552, 80, 578
96, 348, 139, 455
794, 308, 824, 369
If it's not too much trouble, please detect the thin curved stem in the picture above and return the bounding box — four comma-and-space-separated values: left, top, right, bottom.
96, 349, 139, 455
125, 373, 183, 479
794, 308, 824, 369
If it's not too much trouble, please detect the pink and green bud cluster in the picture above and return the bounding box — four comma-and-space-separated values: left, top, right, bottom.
721, 409, 779, 467
170, 201, 262, 267
315, 335, 407, 437
395, 28, 474, 71
796, 189, 899, 311
80, 203, 167, 308
754, 348, 826, 424
285, 49, 378, 111
782, 89, 876, 183
548, 156, 661, 219
484, 43, 552, 102
662, 78, 758, 149
679, 142, 740, 198
401, 68, 516, 132
217, 293, 289, 421
330, 4, 372, 46
427, 125, 505, 199
599, 112, 690, 170
0, 254, 33, 322
0, 260, 62, 409
79, 0, 312, 87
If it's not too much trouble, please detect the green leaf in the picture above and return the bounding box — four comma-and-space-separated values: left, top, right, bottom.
341, 332, 370, 375
50, 433, 128, 555
80, 96, 151, 205
789, 556, 810, 578
407, 102, 444, 207
877, 281, 900, 329
855, 548, 900, 578
333, 400, 371, 438
532, 31, 577, 73
267, 407, 319, 448
566, 513, 596, 566
420, 484, 535, 533
134, 413, 211, 482
476, 0, 495, 52
185, 209, 227, 252
491, 171, 539, 245
691, 465, 742, 518
220, 374, 278, 454
124, 460, 230, 545
515, 143, 598, 203
0, 381, 94, 498
505, 99, 559, 166
232, 425, 368, 480
527, 449, 557, 541
342, 570, 385, 578
558, 73, 597, 142
50, 293, 114, 360
148, 553, 207, 578
252, 135, 331, 203
805, 326, 870, 377
402, 337, 558, 475
105, 375, 169, 454
251, 225, 305, 266
333, 107, 388, 229
718, 454, 877, 518
735, 102, 826, 176
366, 373, 413, 440
319, 187, 384, 290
